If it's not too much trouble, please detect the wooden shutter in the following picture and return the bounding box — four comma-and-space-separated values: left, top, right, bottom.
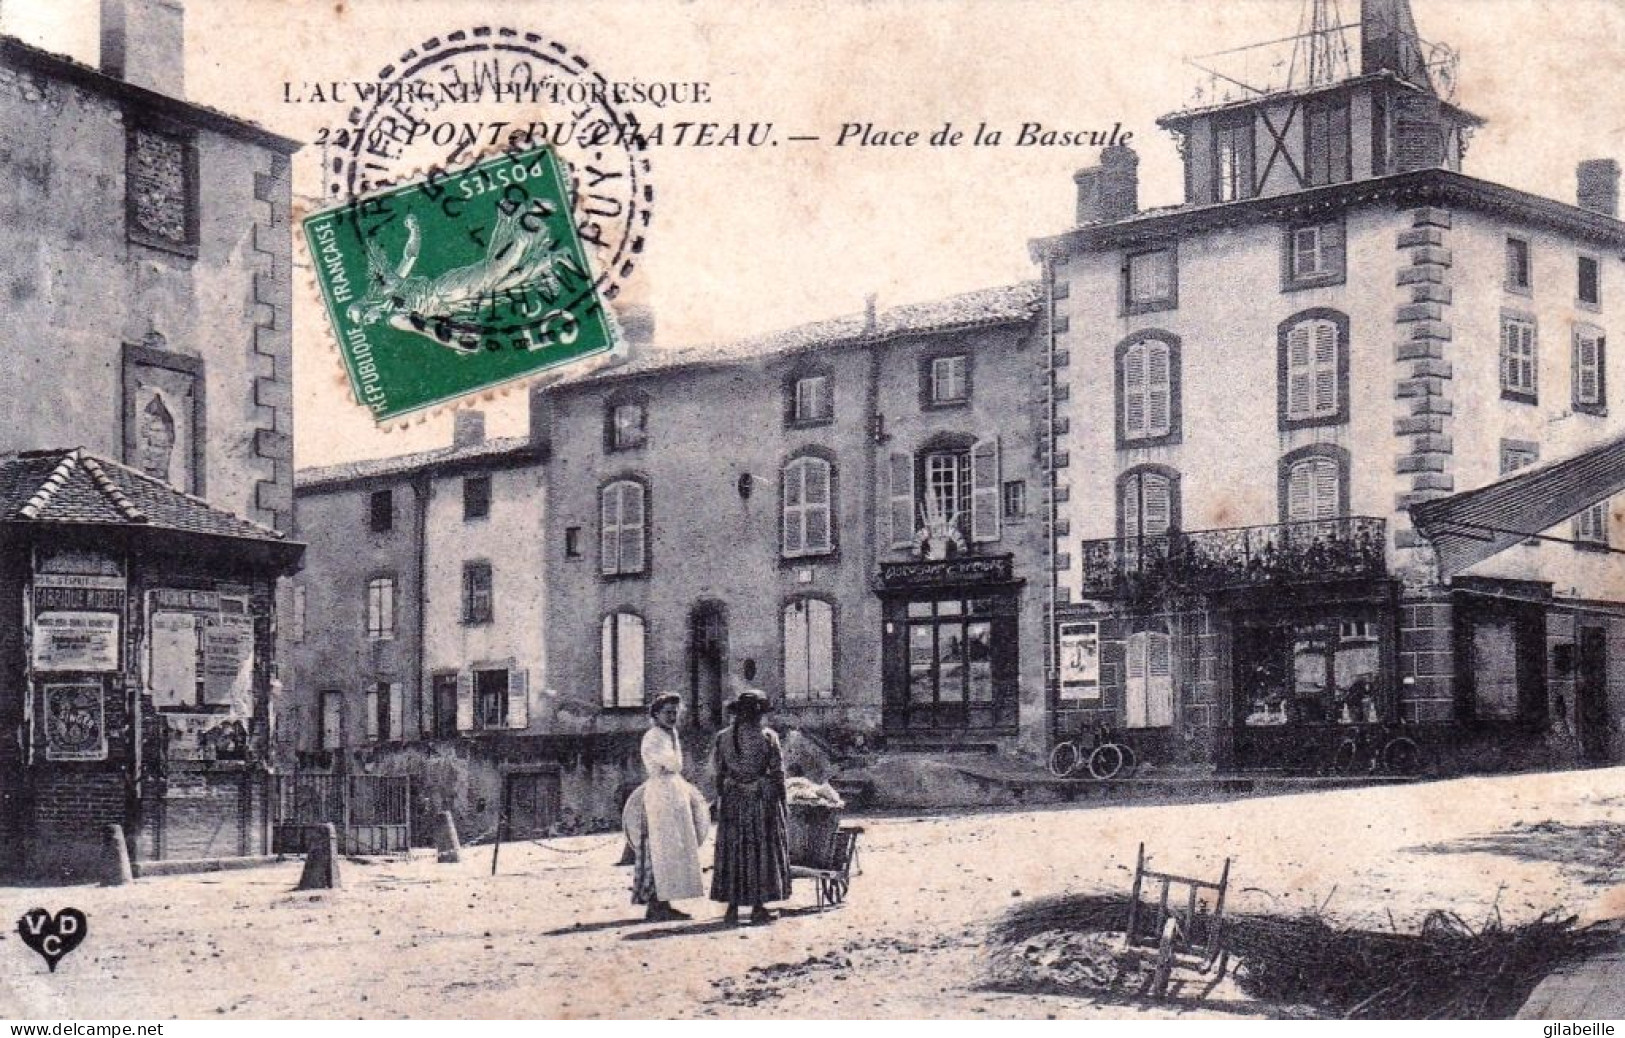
1287, 462, 1314, 522
455, 669, 474, 731
1125, 632, 1148, 729
599, 485, 619, 575
388, 682, 404, 741
782, 462, 805, 556
1321, 221, 1345, 275
618, 613, 645, 707
808, 600, 834, 700
600, 615, 615, 707
1286, 324, 1312, 417
365, 687, 380, 742
1313, 460, 1339, 518
887, 451, 914, 547
1146, 342, 1171, 436
619, 482, 645, 573
970, 438, 1001, 543
1141, 473, 1172, 536
1147, 632, 1174, 728
1576, 331, 1602, 405
1123, 343, 1146, 436
1312, 321, 1338, 416
507, 668, 529, 729
783, 603, 808, 700
1122, 476, 1142, 539
808, 459, 831, 552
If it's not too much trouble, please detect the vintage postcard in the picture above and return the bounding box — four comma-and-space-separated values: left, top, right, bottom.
4, 0, 1625, 1025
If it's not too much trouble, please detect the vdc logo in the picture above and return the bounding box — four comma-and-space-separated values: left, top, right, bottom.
17, 908, 88, 972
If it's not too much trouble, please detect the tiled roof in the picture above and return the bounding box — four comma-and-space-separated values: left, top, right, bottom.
557, 281, 1043, 386
0, 449, 289, 542
296, 436, 537, 491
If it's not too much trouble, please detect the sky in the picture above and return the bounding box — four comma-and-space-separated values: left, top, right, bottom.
6, 0, 1625, 465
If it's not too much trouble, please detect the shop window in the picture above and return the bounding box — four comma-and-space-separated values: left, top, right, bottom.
1579, 255, 1602, 308
365, 576, 396, 640
462, 561, 493, 625
1117, 331, 1180, 446
599, 478, 648, 576
1573, 327, 1607, 414
1124, 630, 1174, 729
1282, 220, 1346, 290
369, 489, 393, 533
783, 598, 835, 701
1280, 445, 1348, 524
1122, 246, 1177, 315
463, 475, 492, 520
782, 454, 834, 558
1278, 309, 1349, 428
1118, 466, 1180, 539
601, 611, 646, 709
906, 598, 995, 710
1501, 314, 1538, 402
1212, 114, 1254, 202
1239, 617, 1383, 727
320, 690, 343, 750
1304, 97, 1350, 186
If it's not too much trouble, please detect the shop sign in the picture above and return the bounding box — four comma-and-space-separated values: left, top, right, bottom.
1059, 622, 1101, 702
880, 554, 1013, 588
43, 682, 107, 761
32, 612, 120, 672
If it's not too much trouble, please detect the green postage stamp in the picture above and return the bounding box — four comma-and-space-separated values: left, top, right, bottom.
303, 146, 617, 421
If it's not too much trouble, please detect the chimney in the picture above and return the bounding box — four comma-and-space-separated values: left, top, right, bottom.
453, 410, 486, 449
1074, 144, 1139, 226
1578, 159, 1621, 218
528, 383, 553, 453
101, 0, 185, 99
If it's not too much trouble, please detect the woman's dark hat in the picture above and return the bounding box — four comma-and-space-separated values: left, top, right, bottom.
725, 689, 771, 715
647, 692, 682, 717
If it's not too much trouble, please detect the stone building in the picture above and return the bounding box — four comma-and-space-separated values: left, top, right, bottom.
0, 0, 302, 877
1034, 0, 1625, 772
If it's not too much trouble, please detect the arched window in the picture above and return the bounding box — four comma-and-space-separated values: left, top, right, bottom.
1116, 332, 1180, 445
600, 478, 647, 576
601, 611, 646, 709
1280, 446, 1349, 523
783, 598, 835, 701
782, 455, 834, 557
1279, 310, 1349, 428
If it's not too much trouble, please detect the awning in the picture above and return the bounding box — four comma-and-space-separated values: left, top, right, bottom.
1410, 432, 1625, 577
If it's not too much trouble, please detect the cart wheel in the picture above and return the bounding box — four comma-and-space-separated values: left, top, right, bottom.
1331, 738, 1359, 775
1088, 743, 1127, 781
1117, 743, 1140, 779
822, 875, 849, 905
1382, 736, 1420, 775
1048, 740, 1083, 779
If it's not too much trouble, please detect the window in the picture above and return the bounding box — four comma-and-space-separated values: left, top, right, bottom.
1500, 439, 1539, 476
927, 355, 969, 405
462, 561, 493, 625
564, 526, 582, 558
1304, 98, 1350, 186
365, 576, 396, 640
1579, 255, 1602, 307
463, 475, 491, 520
1574, 327, 1607, 413
1279, 312, 1348, 427
1575, 499, 1610, 548
1500, 315, 1538, 401
1002, 480, 1027, 519
1282, 450, 1344, 522
887, 439, 1002, 548
365, 681, 404, 743
369, 489, 393, 532
906, 597, 995, 709
431, 673, 458, 737
320, 690, 343, 750
1124, 629, 1174, 729
474, 668, 509, 729
1119, 467, 1178, 539
1283, 220, 1346, 288
1470, 618, 1522, 720
1506, 237, 1532, 292
789, 373, 833, 424
782, 455, 834, 558
606, 395, 648, 451
1239, 616, 1382, 727
783, 598, 835, 701
1118, 332, 1179, 444
290, 585, 306, 643
1213, 116, 1255, 202
1122, 247, 1176, 314
601, 611, 646, 709
599, 478, 647, 576
127, 123, 198, 255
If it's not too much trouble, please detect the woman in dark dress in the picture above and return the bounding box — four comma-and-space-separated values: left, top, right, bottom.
710, 689, 793, 926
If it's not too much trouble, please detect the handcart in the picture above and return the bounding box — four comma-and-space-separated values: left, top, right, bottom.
786, 802, 863, 911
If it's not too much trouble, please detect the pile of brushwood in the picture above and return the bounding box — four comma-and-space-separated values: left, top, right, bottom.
992, 893, 1623, 1018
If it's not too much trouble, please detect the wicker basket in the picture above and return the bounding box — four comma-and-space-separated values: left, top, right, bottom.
787, 803, 842, 869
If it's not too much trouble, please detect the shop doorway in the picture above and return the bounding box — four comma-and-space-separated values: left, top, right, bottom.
1577, 626, 1611, 764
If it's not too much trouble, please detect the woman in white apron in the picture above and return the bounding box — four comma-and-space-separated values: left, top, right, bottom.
623, 693, 709, 921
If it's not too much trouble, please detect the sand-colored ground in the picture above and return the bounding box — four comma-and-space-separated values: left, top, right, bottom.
2, 768, 1622, 1019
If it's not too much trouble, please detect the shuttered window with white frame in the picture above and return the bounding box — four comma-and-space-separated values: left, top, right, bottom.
600, 479, 646, 576
1501, 316, 1538, 398
1121, 470, 1175, 539
782, 456, 833, 558
1286, 456, 1342, 522
1285, 318, 1340, 421
1574, 328, 1605, 410
1122, 339, 1173, 440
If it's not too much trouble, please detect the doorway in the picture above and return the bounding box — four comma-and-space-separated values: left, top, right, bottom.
689, 602, 729, 730
1577, 626, 1611, 764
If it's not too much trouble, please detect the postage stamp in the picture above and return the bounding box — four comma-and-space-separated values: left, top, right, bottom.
302, 144, 618, 421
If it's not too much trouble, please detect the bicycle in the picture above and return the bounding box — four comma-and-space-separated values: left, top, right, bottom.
1047, 724, 1140, 780
1328, 726, 1421, 776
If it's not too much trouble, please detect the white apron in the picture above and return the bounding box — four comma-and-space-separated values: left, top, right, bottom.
622, 726, 709, 902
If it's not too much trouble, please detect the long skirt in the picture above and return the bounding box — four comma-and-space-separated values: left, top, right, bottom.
709, 783, 792, 905
631, 832, 659, 905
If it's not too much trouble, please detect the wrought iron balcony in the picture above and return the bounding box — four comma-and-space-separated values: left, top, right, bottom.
1076, 517, 1388, 600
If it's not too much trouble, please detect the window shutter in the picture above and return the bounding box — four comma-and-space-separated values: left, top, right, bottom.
970, 438, 1001, 542
1146, 342, 1171, 436
808, 600, 834, 700
782, 463, 805, 556
1142, 474, 1172, 536
1576, 332, 1602, 405
507, 668, 529, 729
1147, 632, 1174, 728
1123, 344, 1146, 436
1287, 462, 1313, 522
388, 682, 404, 741
1313, 321, 1338, 416
600, 486, 619, 575
887, 451, 914, 547
365, 688, 380, 742
1287, 325, 1312, 417
600, 615, 615, 707
1125, 632, 1148, 729
618, 613, 645, 707
456, 669, 474, 731
783, 603, 808, 700
619, 482, 645, 573
1122, 476, 1142, 540
1323, 221, 1345, 275
805, 459, 831, 552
